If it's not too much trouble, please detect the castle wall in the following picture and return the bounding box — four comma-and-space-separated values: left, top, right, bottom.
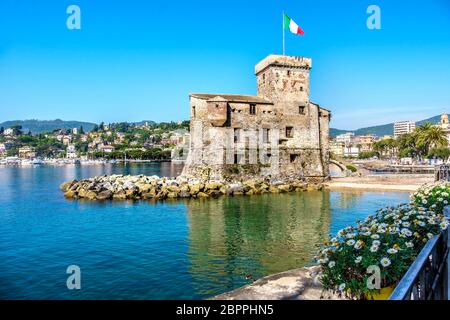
182, 55, 330, 182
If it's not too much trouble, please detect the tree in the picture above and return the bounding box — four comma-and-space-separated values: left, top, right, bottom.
428, 147, 450, 161
79, 126, 84, 134
11, 125, 23, 136
0, 127, 4, 135
416, 123, 448, 155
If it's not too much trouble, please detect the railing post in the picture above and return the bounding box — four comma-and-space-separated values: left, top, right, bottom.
444, 206, 450, 300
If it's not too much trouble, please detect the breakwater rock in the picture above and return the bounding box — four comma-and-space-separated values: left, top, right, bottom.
60, 175, 323, 201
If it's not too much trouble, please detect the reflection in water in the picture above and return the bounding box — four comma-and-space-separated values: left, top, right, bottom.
0, 163, 410, 299
186, 191, 330, 297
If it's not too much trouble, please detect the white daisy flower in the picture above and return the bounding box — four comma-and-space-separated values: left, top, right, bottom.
355, 256, 362, 264
328, 261, 336, 268
354, 240, 364, 250
380, 257, 391, 267
372, 240, 381, 246
405, 242, 414, 248
338, 283, 346, 291
387, 248, 398, 254
346, 239, 356, 246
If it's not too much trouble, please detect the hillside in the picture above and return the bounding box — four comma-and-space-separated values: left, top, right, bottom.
0, 119, 97, 134
330, 115, 441, 137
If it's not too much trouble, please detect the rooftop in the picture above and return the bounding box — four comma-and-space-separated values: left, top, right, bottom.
255, 54, 312, 75
190, 93, 273, 105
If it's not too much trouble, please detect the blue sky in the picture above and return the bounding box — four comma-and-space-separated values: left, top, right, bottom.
0, 0, 449, 129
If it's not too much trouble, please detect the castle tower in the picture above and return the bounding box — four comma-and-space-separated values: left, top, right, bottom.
255, 55, 311, 114
441, 112, 449, 125
182, 54, 330, 182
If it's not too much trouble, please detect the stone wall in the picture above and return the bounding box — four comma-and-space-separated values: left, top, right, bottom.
182, 54, 330, 183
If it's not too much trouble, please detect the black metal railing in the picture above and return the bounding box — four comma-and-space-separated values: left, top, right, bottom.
435, 164, 450, 182
389, 210, 449, 300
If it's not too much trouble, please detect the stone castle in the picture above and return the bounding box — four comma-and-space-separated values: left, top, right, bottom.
182, 54, 331, 182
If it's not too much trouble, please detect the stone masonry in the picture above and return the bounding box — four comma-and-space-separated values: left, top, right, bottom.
182, 54, 331, 182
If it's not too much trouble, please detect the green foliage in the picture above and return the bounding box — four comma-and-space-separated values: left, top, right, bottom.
372, 123, 448, 160
91, 148, 171, 160
346, 164, 357, 172
317, 201, 449, 299
427, 147, 450, 159
358, 151, 378, 159
411, 183, 450, 214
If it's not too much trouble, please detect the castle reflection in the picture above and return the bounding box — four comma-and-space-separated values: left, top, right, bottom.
185, 191, 331, 298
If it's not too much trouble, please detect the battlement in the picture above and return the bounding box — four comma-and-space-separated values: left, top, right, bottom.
255, 54, 312, 75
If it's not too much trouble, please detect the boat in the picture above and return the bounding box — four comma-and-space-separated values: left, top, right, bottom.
20, 159, 33, 166
32, 158, 45, 165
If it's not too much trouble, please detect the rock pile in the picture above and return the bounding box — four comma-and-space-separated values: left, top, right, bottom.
60, 175, 323, 201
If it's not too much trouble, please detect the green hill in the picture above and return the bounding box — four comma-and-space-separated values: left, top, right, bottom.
330, 115, 441, 137
0, 119, 97, 134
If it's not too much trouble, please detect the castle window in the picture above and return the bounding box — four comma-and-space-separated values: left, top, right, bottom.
234, 154, 243, 164
300, 86, 304, 92
263, 128, 270, 143
290, 154, 299, 163
192, 106, 196, 117
287, 70, 291, 76
216, 104, 219, 108
299, 106, 305, 114
286, 127, 294, 138
250, 104, 256, 115
234, 128, 241, 143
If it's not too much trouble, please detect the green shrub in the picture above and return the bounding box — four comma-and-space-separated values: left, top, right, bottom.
411, 182, 450, 214
346, 164, 357, 173
317, 203, 448, 299
358, 151, 378, 159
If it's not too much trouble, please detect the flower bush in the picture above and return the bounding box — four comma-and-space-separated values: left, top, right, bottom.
411, 182, 450, 214
316, 203, 449, 299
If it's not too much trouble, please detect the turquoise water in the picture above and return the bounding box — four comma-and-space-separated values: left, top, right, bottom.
0, 163, 410, 299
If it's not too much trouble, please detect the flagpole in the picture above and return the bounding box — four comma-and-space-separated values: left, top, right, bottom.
282, 11, 285, 55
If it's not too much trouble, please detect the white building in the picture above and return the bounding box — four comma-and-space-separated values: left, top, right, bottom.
3, 128, 14, 136
343, 145, 360, 158
67, 144, 77, 159
335, 132, 355, 145
394, 121, 416, 137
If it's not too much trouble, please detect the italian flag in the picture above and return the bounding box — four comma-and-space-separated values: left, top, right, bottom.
284, 13, 304, 35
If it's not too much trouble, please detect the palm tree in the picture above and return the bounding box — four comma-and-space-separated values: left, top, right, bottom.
416, 123, 448, 154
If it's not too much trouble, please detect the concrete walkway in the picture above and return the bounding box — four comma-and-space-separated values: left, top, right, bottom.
212, 266, 343, 300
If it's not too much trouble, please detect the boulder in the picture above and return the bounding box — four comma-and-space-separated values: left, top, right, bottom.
167, 192, 179, 198
60, 180, 76, 192
97, 190, 113, 200
179, 190, 191, 198
205, 181, 222, 191
64, 190, 76, 199
269, 186, 280, 193
189, 184, 203, 195
85, 191, 97, 200
113, 191, 127, 200
197, 192, 209, 198
277, 184, 291, 193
